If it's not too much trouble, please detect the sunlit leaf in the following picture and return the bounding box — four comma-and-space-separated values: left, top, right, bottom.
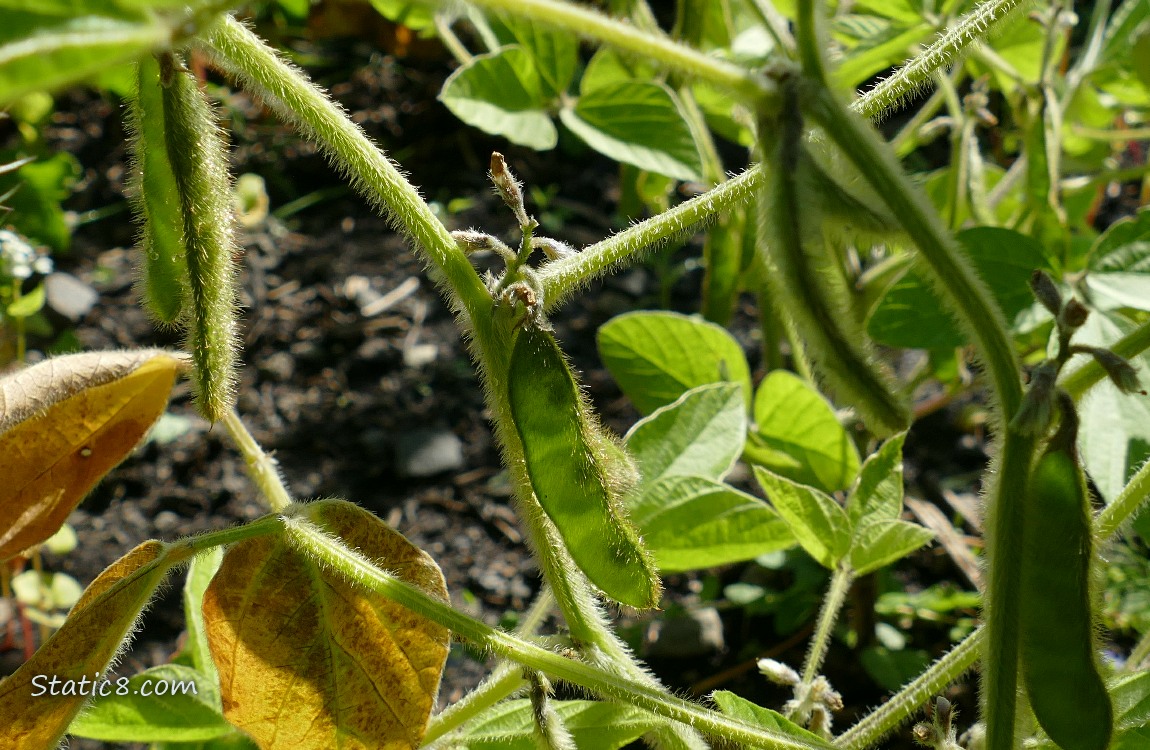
754, 467, 850, 570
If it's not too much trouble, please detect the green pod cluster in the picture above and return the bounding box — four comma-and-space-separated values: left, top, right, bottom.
126, 56, 189, 325
159, 52, 240, 422
755, 81, 910, 438
1020, 428, 1112, 750
508, 326, 660, 609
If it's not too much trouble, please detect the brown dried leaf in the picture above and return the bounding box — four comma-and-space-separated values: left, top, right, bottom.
0, 350, 185, 559
0, 541, 172, 748
203, 499, 449, 749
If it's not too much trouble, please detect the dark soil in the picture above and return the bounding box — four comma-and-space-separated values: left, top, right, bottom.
1, 21, 998, 750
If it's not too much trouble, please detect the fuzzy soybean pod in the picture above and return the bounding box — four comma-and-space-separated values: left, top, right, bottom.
1020, 427, 1112, 750
508, 326, 661, 609
756, 79, 909, 437
126, 55, 189, 325
159, 52, 240, 422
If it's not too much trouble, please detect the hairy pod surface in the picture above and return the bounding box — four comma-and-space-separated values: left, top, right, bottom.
1020, 443, 1112, 750
756, 87, 909, 437
508, 326, 660, 609
159, 52, 240, 422
127, 56, 189, 325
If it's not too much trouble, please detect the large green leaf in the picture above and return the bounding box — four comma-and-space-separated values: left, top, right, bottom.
67, 664, 230, 742
629, 475, 794, 572
1111, 671, 1150, 730
560, 81, 703, 180
0, 10, 171, 105
598, 310, 752, 415
1085, 208, 1150, 311
849, 520, 933, 575
1074, 311, 1150, 502
438, 46, 556, 150
0, 152, 79, 250
754, 467, 850, 570
868, 227, 1051, 349
459, 700, 659, 749
498, 12, 578, 99
748, 370, 860, 493
625, 382, 746, 487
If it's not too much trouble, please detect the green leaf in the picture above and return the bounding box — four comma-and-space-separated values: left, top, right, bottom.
860, 646, 931, 692
1113, 726, 1150, 750
748, 370, 860, 493
180, 547, 223, 691
367, 0, 435, 30
710, 690, 831, 748
754, 467, 850, 569
867, 227, 1051, 349
0, 152, 79, 250
67, 664, 229, 742
625, 382, 746, 487
849, 520, 933, 575
1085, 207, 1150, 311
438, 46, 556, 150
846, 432, 906, 530
832, 20, 932, 91
560, 81, 703, 180
597, 310, 752, 415
579, 48, 652, 92
1074, 311, 1150, 501
498, 13, 578, 99
1111, 671, 1150, 729
629, 475, 794, 572
460, 699, 659, 749
0, 11, 170, 106
7, 282, 45, 317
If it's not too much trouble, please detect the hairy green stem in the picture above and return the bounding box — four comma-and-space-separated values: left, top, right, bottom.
834, 626, 983, 750
1095, 457, 1150, 542
539, 165, 763, 310
800, 566, 854, 686
197, 16, 487, 321
440, 0, 775, 106
283, 515, 829, 750
794, 4, 1029, 747
222, 408, 292, 512
852, 0, 1031, 120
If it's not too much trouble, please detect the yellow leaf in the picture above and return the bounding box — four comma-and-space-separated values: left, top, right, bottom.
0, 350, 186, 560
0, 541, 172, 748
203, 499, 450, 750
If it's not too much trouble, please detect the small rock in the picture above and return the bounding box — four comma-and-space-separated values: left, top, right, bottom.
404, 342, 438, 367
259, 351, 295, 382
644, 607, 725, 659
614, 268, 648, 298
154, 511, 181, 535
44, 271, 98, 321
395, 429, 465, 478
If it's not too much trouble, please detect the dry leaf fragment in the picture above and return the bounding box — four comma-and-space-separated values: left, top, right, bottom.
0, 349, 186, 560
203, 499, 449, 750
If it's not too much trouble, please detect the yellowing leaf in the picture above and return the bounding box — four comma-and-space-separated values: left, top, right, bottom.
203, 499, 450, 749
0, 349, 185, 560
0, 541, 172, 749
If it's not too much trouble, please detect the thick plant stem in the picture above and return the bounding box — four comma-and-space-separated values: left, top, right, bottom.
834, 627, 983, 750
539, 165, 763, 310
448, 0, 775, 107
793, 4, 1028, 748
1095, 457, 1150, 542
801, 566, 854, 686
852, 0, 1031, 120
197, 16, 487, 321
283, 515, 828, 750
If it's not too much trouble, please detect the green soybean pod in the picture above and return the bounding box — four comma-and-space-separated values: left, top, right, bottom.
1020, 441, 1112, 750
159, 52, 240, 422
756, 82, 909, 437
508, 326, 661, 609
126, 55, 189, 325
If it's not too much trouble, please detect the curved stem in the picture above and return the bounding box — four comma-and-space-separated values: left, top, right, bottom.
222, 408, 292, 512
284, 515, 830, 750
852, 0, 1032, 120
197, 16, 488, 322
801, 566, 854, 686
447, 0, 776, 107
539, 165, 763, 310
834, 627, 983, 750
1095, 456, 1150, 542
